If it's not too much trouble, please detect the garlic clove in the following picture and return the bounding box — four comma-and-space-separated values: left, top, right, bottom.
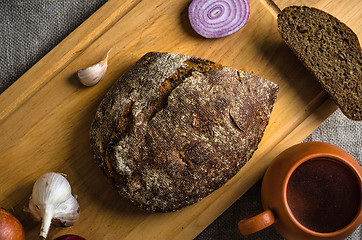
77, 49, 111, 87
28, 172, 80, 240
52, 195, 80, 227
28, 197, 41, 222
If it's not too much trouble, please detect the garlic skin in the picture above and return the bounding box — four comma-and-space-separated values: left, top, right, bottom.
28, 172, 80, 240
77, 50, 110, 86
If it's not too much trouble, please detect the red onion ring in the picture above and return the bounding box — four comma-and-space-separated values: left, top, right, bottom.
188, 0, 250, 38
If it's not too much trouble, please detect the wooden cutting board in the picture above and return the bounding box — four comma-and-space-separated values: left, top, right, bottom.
0, 0, 360, 239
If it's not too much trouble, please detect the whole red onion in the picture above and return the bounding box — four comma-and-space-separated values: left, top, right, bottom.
188, 0, 250, 38
54, 234, 86, 240
0, 208, 25, 240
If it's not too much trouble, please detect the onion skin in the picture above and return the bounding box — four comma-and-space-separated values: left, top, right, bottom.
0, 208, 25, 240
54, 235, 86, 240
188, 0, 250, 38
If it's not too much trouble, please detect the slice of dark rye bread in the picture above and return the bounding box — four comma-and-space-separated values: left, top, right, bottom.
277, 6, 362, 121
90, 52, 278, 212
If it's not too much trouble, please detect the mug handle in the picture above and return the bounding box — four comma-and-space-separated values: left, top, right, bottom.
238, 209, 276, 235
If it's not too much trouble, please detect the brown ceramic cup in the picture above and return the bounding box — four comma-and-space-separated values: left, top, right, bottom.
238, 142, 362, 240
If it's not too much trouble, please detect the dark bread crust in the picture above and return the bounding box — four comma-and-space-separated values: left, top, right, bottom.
277, 6, 362, 121
90, 52, 278, 212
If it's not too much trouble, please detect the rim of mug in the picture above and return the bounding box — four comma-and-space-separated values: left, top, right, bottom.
282, 152, 362, 237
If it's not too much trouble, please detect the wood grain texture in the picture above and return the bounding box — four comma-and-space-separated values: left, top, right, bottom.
0, 0, 360, 239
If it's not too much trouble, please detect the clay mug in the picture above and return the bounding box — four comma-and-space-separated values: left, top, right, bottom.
238, 142, 362, 240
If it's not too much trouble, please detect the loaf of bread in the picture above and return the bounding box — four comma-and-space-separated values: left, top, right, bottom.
90, 52, 278, 212
277, 6, 362, 121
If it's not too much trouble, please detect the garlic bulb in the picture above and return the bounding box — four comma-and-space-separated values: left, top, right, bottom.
28, 172, 80, 240
77, 49, 111, 86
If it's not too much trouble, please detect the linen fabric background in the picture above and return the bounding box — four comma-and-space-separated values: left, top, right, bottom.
1, 1, 360, 239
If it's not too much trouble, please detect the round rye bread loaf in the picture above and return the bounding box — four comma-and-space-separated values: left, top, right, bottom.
90, 52, 279, 212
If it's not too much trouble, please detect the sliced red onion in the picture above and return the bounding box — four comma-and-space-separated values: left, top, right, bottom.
188, 0, 250, 38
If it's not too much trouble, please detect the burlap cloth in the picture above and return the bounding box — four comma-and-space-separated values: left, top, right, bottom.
1, 1, 360, 239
